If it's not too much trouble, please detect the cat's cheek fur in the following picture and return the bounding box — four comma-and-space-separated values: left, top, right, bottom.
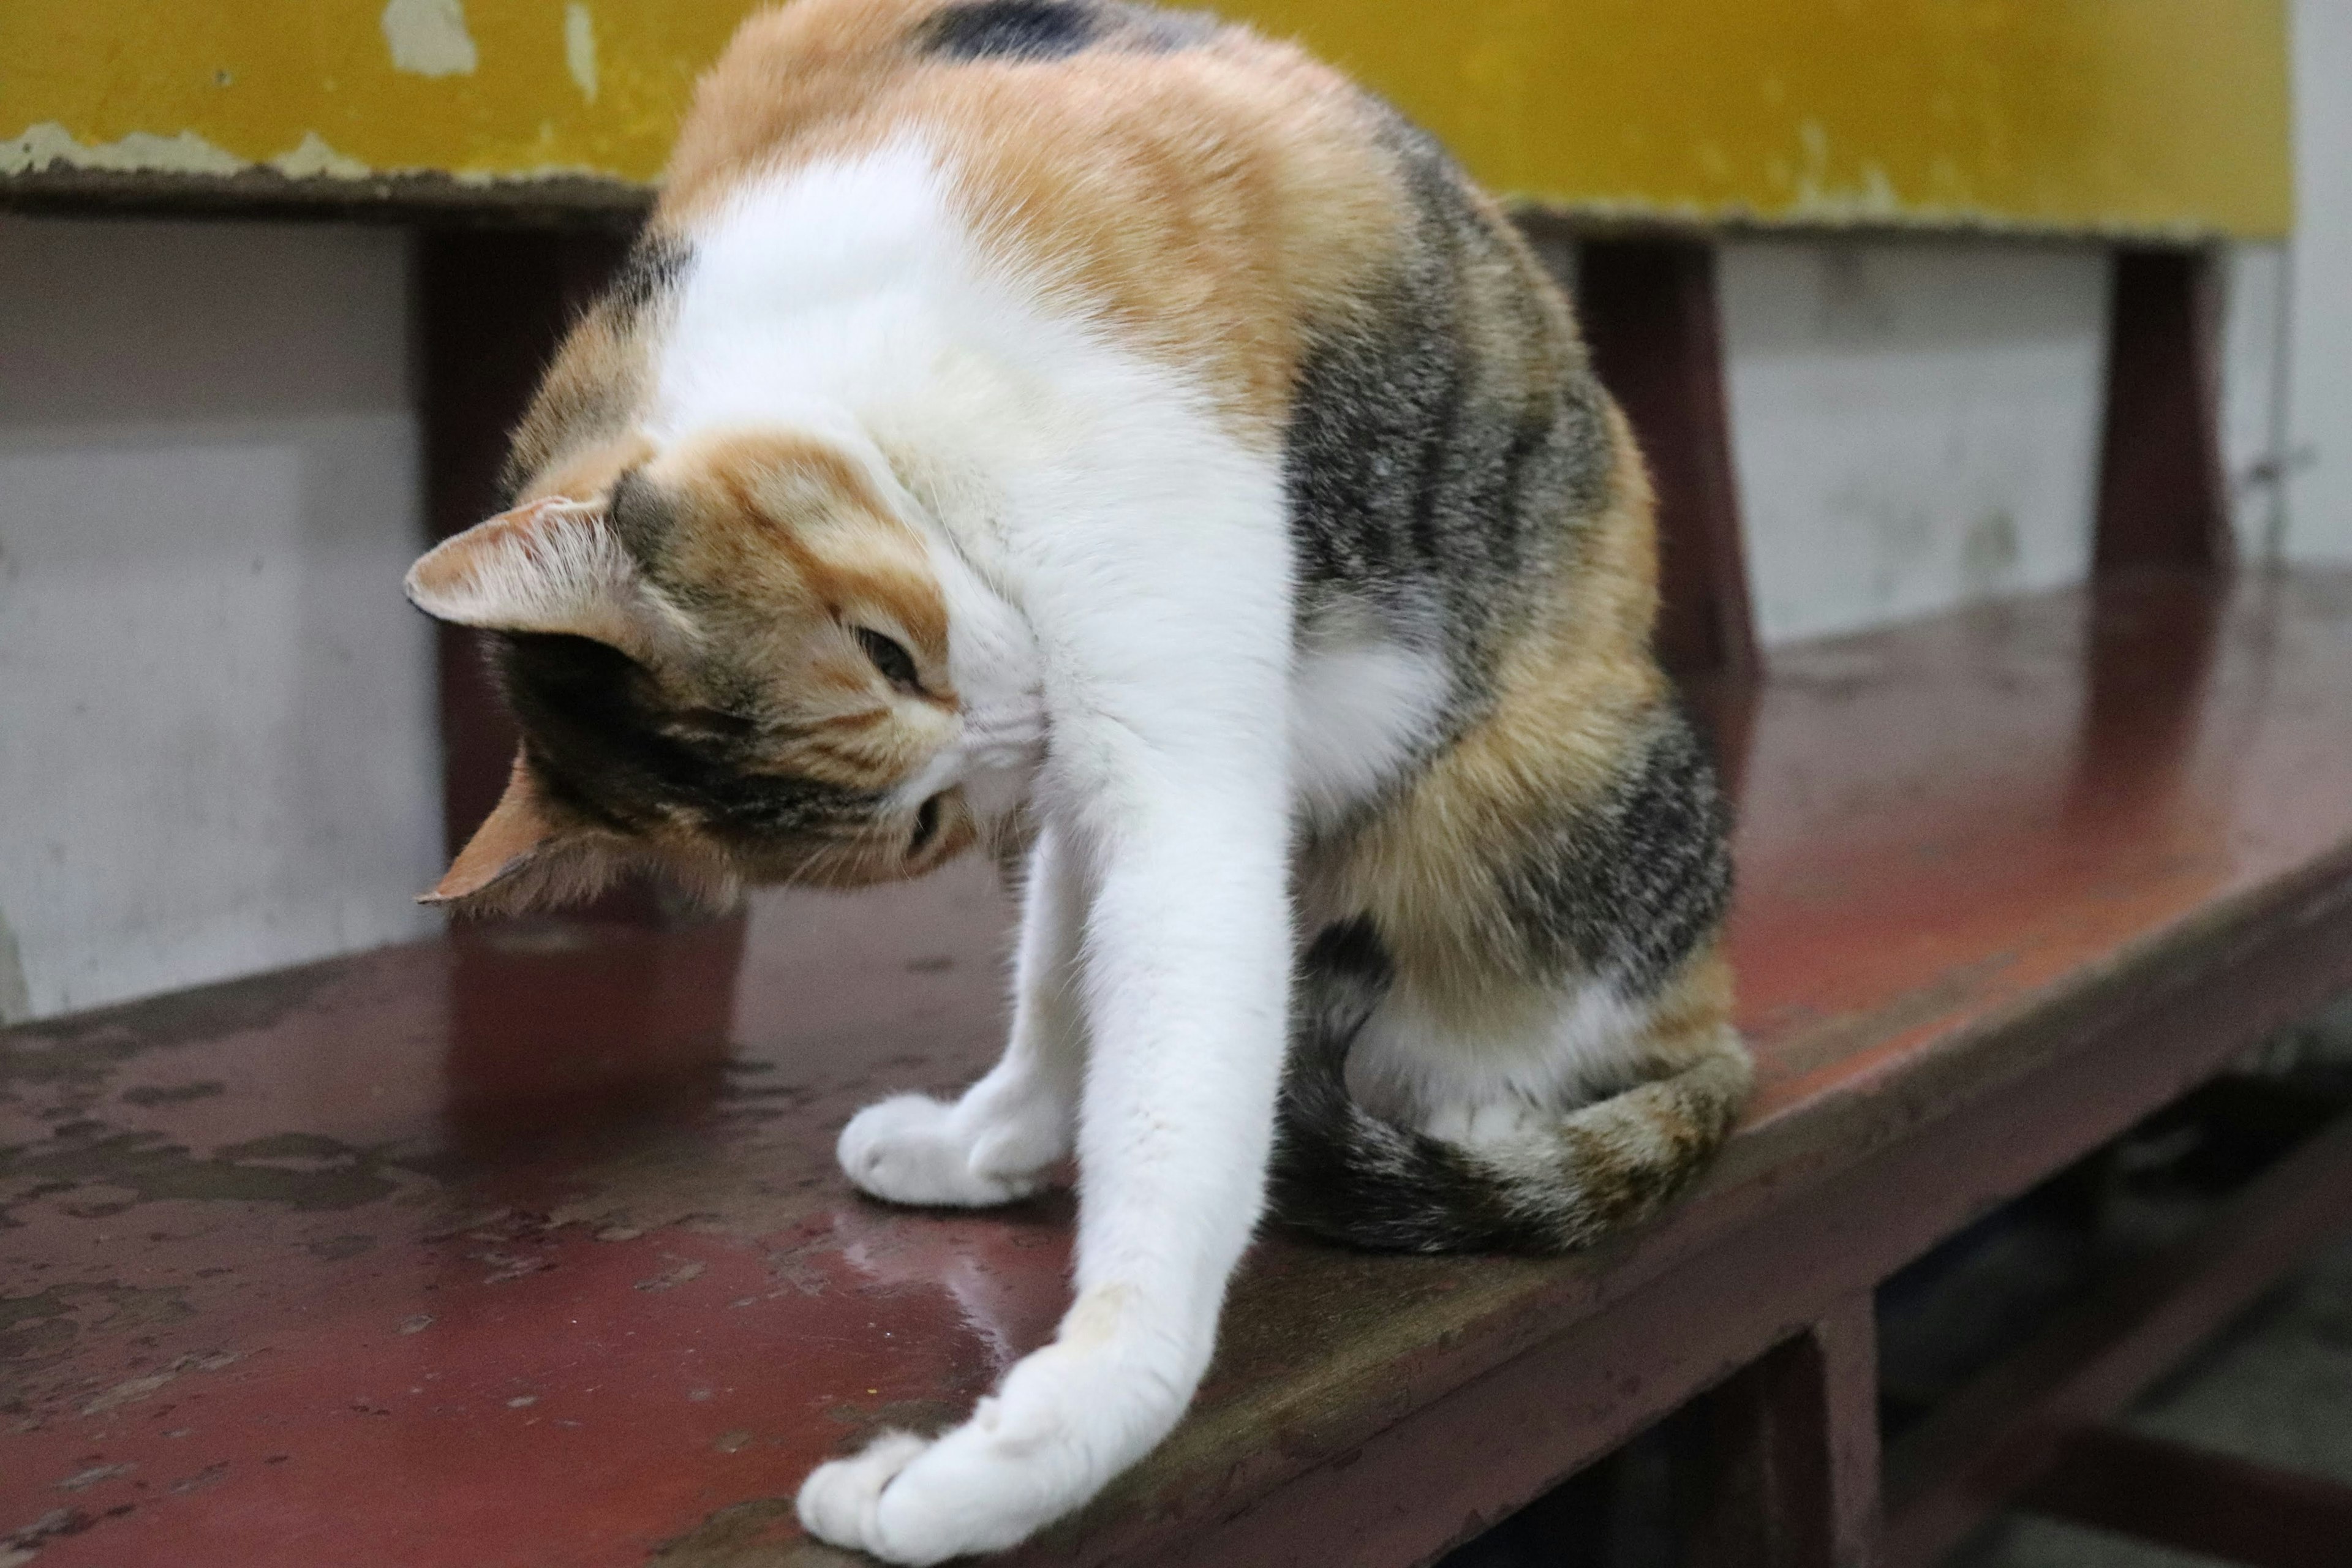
902, 518, 1048, 827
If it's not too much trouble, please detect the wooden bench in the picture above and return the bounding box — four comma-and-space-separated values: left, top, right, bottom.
6, 6, 2342, 1566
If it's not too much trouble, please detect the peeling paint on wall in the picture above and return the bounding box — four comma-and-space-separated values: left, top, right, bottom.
381, 0, 480, 79
565, 4, 600, 105
268, 132, 371, 181
0, 0, 2296, 236
1, 122, 375, 182
2, 124, 243, 178
0, 118, 627, 187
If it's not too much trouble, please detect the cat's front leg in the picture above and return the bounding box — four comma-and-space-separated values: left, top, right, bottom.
801, 681, 1292, 1561
839, 825, 1087, 1207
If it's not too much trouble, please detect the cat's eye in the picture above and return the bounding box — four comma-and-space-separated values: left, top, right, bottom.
910, 794, 943, 854
855, 627, 922, 693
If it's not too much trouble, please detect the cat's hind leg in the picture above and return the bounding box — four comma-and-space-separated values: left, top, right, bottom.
838, 825, 1086, 1207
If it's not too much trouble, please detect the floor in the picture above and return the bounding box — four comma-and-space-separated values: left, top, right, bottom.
1955, 995, 2352, 1567
1957, 1223, 2352, 1567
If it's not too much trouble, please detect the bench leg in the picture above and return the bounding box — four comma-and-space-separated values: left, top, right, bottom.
2094, 247, 2231, 576
1883, 1109, 2352, 1567
1689, 1293, 1882, 1568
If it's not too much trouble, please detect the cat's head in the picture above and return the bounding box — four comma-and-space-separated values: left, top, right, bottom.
405, 429, 1011, 915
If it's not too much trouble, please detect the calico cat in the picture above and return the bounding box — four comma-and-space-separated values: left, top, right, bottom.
402, 0, 1748, 1558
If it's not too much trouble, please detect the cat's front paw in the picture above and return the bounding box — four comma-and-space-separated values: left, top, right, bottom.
837, 1093, 1060, 1207
798, 1425, 1054, 1566
796, 1431, 938, 1563
797, 1333, 1167, 1563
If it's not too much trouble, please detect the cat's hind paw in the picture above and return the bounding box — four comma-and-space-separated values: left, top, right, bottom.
837, 1092, 1059, 1207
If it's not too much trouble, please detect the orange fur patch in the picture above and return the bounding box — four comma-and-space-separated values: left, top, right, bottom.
651, 0, 1411, 439
647, 429, 953, 702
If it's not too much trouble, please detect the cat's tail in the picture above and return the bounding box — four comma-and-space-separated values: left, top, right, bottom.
1269, 921, 1751, 1254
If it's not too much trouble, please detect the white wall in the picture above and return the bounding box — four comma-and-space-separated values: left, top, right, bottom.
1721, 240, 2111, 646
0, 216, 440, 1021
1721, 7, 2345, 632
2284, 0, 2352, 560
2223, 243, 2294, 555
1721, 237, 2302, 648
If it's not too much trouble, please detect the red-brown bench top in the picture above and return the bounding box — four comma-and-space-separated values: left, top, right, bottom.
6, 567, 2351, 1567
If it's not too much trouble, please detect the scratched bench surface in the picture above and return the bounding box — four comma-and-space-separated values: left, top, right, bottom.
6, 567, 2350, 1567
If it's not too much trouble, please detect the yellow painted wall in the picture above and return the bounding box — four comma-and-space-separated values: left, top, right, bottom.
1, 1, 2292, 237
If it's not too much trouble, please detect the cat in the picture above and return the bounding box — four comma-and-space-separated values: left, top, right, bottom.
401, 0, 1749, 1559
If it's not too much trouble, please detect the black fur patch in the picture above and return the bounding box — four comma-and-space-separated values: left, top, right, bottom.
1283, 118, 1614, 704
919, 0, 1096, 59
1499, 706, 1733, 999
916, 0, 1210, 62
497, 633, 875, 843
606, 233, 688, 317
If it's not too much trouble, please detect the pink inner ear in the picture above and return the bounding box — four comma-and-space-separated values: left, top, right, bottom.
425, 753, 557, 903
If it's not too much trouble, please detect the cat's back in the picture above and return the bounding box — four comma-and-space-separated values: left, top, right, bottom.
653, 0, 1434, 432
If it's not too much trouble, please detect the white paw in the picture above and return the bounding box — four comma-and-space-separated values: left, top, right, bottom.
837, 1093, 1061, 1207
796, 1431, 935, 1562
796, 1338, 1162, 1564
796, 1419, 1055, 1566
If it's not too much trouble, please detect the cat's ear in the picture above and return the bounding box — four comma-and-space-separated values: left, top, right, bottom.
423, 752, 560, 905
404, 495, 674, 662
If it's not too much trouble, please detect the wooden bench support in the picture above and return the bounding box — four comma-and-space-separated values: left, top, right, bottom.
1689, 1295, 1881, 1568
1883, 1108, 2352, 1566
2095, 247, 2232, 575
